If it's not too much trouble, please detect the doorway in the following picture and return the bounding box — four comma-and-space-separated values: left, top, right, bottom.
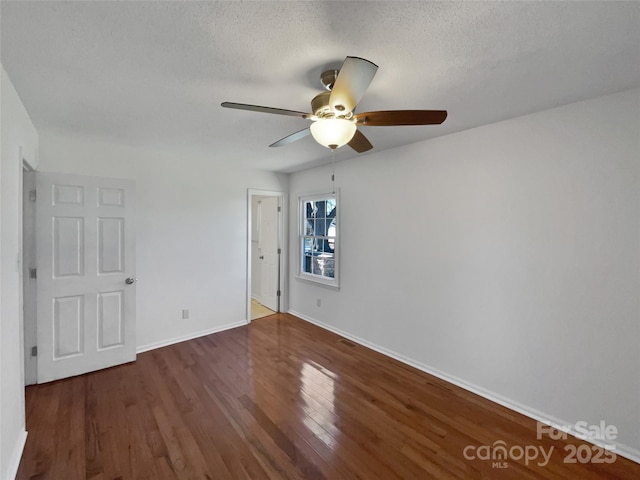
247, 190, 286, 321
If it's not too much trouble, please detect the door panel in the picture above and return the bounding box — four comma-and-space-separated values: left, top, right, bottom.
97, 290, 124, 348
53, 216, 84, 277
36, 172, 136, 383
53, 295, 83, 358
98, 217, 124, 273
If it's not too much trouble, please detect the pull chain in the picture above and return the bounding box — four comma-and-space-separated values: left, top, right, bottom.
331, 148, 336, 196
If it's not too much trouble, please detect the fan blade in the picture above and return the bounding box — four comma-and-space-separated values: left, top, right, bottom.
348, 129, 373, 153
329, 56, 378, 114
355, 110, 447, 126
269, 128, 311, 147
221, 102, 310, 118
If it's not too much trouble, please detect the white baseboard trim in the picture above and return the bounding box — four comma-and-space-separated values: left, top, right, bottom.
136, 320, 247, 354
289, 310, 640, 465
7, 430, 27, 480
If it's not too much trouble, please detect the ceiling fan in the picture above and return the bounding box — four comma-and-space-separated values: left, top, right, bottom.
221, 56, 447, 153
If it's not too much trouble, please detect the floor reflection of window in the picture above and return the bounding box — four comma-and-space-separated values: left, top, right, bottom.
300, 362, 338, 445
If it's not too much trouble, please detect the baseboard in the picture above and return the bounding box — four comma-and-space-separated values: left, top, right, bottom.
289, 310, 640, 465
136, 320, 247, 354
6, 430, 27, 480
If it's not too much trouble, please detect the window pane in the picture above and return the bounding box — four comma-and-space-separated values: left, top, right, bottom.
303, 237, 313, 254
313, 253, 334, 278
327, 218, 336, 237
324, 253, 335, 278
305, 219, 314, 235
315, 218, 326, 235
302, 237, 313, 274
305, 201, 315, 219
315, 200, 326, 218
327, 198, 336, 214
311, 255, 320, 276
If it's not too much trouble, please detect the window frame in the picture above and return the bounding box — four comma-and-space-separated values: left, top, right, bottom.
297, 192, 339, 288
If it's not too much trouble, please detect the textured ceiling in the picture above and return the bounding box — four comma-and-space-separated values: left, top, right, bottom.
1, 1, 639, 172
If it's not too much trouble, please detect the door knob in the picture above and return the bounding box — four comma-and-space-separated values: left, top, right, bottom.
125, 277, 135, 285
259, 255, 264, 260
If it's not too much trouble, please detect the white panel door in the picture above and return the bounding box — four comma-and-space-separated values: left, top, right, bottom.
36, 172, 136, 383
259, 196, 279, 312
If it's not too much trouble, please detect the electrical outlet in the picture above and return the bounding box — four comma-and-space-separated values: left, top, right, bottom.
182, 309, 189, 319
316, 298, 321, 307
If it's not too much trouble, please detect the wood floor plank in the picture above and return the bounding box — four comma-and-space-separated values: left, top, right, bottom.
16, 313, 640, 479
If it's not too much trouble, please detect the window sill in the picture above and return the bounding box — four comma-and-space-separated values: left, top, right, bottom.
296, 273, 340, 291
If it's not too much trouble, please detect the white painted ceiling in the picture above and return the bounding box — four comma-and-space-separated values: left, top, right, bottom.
1, 1, 639, 172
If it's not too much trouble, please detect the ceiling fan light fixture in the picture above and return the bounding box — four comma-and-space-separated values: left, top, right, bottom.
310, 118, 356, 149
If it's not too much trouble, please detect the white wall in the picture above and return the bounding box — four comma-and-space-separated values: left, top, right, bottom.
289, 88, 640, 460
38, 132, 288, 351
1, 66, 39, 480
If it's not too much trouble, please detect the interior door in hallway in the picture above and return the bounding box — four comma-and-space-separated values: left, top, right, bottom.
259, 196, 279, 312
35, 172, 136, 383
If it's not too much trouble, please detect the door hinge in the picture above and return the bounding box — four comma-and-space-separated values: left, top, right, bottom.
31, 346, 38, 357
277, 290, 281, 297
277, 248, 281, 254
29, 190, 36, 201
29, 268, 37, 279
277, 206, 281, 212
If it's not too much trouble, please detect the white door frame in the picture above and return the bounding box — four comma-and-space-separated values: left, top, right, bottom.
22, 161, 37, 385
246, 189, 287, 322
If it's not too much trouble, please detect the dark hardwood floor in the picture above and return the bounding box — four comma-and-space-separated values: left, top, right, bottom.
17, 313, 640, 479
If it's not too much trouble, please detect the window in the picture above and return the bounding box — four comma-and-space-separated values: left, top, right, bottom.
299, 193, 338, 287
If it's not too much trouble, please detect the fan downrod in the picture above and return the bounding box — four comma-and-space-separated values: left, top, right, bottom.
320, 69, 339, 91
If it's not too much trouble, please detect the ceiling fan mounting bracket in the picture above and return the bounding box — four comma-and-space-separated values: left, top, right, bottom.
320, 69, 339, 91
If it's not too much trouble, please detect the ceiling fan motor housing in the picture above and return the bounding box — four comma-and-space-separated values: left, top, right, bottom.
311, 90, 353, 120
311, 91, 332, 117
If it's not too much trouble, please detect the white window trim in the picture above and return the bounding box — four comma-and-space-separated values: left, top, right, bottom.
297, 191, 339, 289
